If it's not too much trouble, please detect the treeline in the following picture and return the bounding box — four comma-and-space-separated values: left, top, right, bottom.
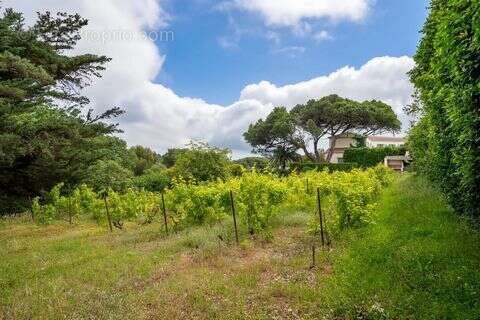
408, 0, 480, 217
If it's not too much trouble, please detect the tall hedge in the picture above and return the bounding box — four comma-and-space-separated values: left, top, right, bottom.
343, 146, 406, 168
409, 0, 480, 217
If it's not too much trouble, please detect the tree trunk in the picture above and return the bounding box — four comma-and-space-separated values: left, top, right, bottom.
326, 136, 337, 163
313, 139, 320, 162
301, 145, 316, 162
299, 143, 316, 162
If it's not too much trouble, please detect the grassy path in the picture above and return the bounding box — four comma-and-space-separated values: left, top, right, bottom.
1, 175, 479, 319
320, 175, 480, 319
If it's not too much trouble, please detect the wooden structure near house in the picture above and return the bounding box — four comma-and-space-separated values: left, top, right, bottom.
384, 155, 407, 172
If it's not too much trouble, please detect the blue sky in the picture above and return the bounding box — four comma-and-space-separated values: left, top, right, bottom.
158, 0, 429, 106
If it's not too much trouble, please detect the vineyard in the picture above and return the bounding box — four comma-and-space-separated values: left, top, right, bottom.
31, 165, 393, 240
3, 174, 480, 319
2, 1, 480, 318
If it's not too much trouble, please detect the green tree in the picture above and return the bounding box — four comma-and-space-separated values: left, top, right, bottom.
160, 148, 187, 168
130, 145, 158, 176
174, 141, 231, 183
243, 107, 300, 170
244, 95, 400, 166
291, 95, 401, 162
226, 163, 244, 177
408, 0, 480, 217
81, 160, 133, 193
0, 8, 125, 212
133, 164, 170, 192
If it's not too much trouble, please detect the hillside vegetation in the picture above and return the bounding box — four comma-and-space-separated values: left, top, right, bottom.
1, 175, 479, 319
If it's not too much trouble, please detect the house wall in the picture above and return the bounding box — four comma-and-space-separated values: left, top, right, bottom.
330, 152, 343, 164
328, 137, 356, 163
366, 139, 405, 148
333, 137, 356, 148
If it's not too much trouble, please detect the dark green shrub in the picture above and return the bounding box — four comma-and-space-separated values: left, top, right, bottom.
343, 146, 406, 168
0, 195, 31, 216
81, 160, 133, 192
133, 165, 170, 192
174, 142, 231, 182
227, 163, 244, 177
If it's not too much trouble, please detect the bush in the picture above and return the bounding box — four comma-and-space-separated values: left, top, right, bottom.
408, 0, 480, 217
0, 195, 31, 216
133, 165, 170, 192
81, 160, 133, 193
292, 162, 358, 172
343, 146, 406, 168
160, 148, 187, 168
227, 163, 244, 177
234, 170, 288, 234
174, 142, 231, 182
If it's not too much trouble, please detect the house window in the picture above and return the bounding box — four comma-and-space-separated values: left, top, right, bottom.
337, 157, 344, 163
378, 144, 384, 147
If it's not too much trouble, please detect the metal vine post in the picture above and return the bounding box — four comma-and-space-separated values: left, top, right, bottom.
161, 191, 168, 235
229, 190, 239, 245
317, 187, 325, 247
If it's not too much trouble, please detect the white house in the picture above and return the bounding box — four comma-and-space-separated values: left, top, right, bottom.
327, 135, 405, 164
327, 134, 357, 164
366, 136, 405, 148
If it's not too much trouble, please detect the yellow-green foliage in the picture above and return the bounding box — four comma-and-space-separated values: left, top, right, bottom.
32, 165, 393, 233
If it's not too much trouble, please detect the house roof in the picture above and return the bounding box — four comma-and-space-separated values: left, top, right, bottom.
367, 136, 405, 142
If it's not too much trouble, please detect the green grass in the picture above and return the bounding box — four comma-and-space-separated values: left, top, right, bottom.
319, 175, 480, 319
1, 175, 479, 319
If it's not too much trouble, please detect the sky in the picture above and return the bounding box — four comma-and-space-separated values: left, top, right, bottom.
4, 0, 429, 157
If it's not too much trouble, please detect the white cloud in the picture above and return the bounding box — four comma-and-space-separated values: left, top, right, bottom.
265, 30, 281, 44
313, 30, 333, 42
292, 21, 313, 37
218, 0, 367, 43
240, 56, 415, 129
222, 0, 371, 27
4, 1, 414, 158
